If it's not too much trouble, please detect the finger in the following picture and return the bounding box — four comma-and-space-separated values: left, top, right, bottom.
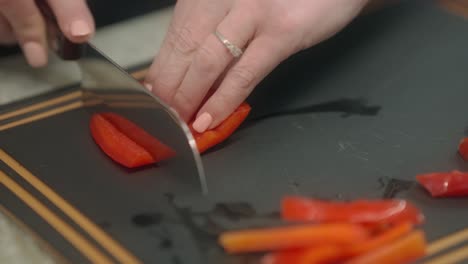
1, 0, 48, 67
171, 7, 257, 121
147, 1, 229, 104
144, 0, 196, 88
0, 15, 16, 45
192, 36, 290, 132
47, 0, 95, 43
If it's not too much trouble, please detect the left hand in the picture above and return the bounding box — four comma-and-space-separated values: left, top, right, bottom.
144, 0, 369, 132
0, 0, 94, 67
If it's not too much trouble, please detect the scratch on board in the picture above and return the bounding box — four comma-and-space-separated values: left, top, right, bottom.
372, 133, 385, 142
337, 142, 347, 152
393, 130, 412, 138
285, 168, 301, 194
352, 154, 369, 162
292, 121, 304, 130
337, 141, 358, 152
288, 180, 300, 194
337, 141, 369, 162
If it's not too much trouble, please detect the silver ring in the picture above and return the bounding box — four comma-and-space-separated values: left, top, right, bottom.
214, 30, 243, 58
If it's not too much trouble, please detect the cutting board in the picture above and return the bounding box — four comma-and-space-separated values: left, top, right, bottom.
1, 1, 468, 263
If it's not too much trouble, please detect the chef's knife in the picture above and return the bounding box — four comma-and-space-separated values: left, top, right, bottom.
36, 0, 207, 193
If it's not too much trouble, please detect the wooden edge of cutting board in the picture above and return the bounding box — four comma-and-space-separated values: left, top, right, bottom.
0, 66, 149, 264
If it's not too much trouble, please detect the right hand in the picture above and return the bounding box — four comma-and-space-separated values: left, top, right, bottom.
0, 0, 95, 67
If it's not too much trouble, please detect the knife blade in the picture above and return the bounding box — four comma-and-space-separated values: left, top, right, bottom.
36, 0, 208, 194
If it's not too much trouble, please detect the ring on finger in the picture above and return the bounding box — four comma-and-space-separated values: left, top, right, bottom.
214, 30, 243, 58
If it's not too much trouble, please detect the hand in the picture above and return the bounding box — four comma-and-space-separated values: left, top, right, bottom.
0, 0, 94, 67
145, 0, 369, 133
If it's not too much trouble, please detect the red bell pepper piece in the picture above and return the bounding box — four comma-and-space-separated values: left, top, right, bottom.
281, 196, 424, 225
346, 222, 413, 256
344, 230, 427, 264
218, 223, 370, 254
458, 137, 468, 160
416, 170, 468, 197
100, 112, 176, 162
261, 245, 342, 264
260, 222, 414, 264
90, 103, 251, 168
190, 102, 251, 153
90, 114, 155, 168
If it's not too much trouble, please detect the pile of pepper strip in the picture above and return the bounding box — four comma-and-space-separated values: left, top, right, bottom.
90, 103, 251, 168
219, 196, 427, 264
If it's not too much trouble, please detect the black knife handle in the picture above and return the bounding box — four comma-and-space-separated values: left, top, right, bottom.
36, 0, 84, 60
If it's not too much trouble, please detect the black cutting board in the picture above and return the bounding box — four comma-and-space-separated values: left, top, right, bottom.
1, 1, 468, 263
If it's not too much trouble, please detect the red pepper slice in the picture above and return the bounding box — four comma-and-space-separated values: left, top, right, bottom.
218, 223, 370, 254
281, 196, 424, 225
90, 103, 251, 168
90, 114, 155, 168
261, 245, 342, 264
344, 230, 427, 264
189, 102, 251, 153
346, 222, 413, 256
100, 112, 176, 162
416, 170, 468, 197
458, 137, 468, 160
260, 222, 415, 264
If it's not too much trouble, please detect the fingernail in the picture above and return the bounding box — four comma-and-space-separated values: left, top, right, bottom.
70, 20, 91, 37
22, 42, 47, 68
192, 112, 213, 133
144, 83, 153, 92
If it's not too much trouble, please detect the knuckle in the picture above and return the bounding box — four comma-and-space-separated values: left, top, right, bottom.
238, 0, 260, 17
173, 90, 194, 115
153, 77, 176, 102
195, 45, 224, 74
165, 25, 179, 48
229, 65, 256, 92
276, 11, 301, 35
155, 77, 174, 92
173, 26, 199, 56
11, 14, 45, 41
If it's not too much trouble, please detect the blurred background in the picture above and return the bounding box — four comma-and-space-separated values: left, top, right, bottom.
0, 0, 176, 57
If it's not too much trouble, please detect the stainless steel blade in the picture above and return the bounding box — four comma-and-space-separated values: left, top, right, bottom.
36, 0, 207, 193
79, 43, 208, 194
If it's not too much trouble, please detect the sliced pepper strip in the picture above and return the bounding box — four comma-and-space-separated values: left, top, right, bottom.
90, 102, 251, 168
416, 170, 468, 197
281, 196, 424, 225
218, 223, 369, 254
90, 114, 154, 168
344, 230, 427, 264
458, 137, 468, 160
261, 245, 342, 264
346, 222, 413, 256
190, 102, 251, 153
100, 112, 176, 162
259, 222, 413, 264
